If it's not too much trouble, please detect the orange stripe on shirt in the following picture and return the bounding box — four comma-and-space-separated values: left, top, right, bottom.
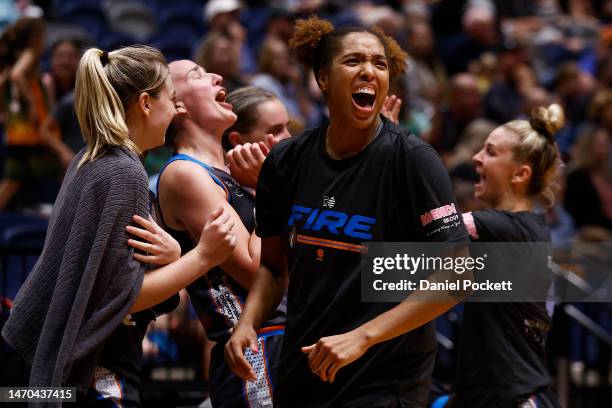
256, 325, 285, 335
296, 235, 367, 253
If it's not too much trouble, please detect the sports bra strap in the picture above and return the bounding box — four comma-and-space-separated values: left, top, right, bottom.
157, 153, 231, 204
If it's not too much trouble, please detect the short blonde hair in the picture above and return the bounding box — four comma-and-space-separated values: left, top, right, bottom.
502, 104, 565, 207
75, 45, 168, 167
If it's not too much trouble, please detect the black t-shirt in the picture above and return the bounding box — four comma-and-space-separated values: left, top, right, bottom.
256, 116, 468, 407
456, 210, 553, 407
96, 305, 165, 388
53, 91, 85, 154
96, 192, 180, 396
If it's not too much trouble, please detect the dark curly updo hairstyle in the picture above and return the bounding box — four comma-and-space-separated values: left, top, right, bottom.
502, 103, 565, 207
289, 16, 408, 83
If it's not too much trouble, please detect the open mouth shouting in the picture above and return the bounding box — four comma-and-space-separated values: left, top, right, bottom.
351, 86, 376, 114
474, 167, 486, 194
215, 88, 233, 111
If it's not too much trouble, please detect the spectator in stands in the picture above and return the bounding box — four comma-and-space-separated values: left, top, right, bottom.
0, 0, 42, 33
447, 118, 498, 171
553, 62, 596, 156
597, 54, 612, 87
251, 36, 314, 131
589, 89, 612, 136
554, 63, 594, 126
0, 17, 62, 211
264, 7, 295, 45
425, 72, 483, 155
195, 31, 245, 94
564, 94, 612, 231
204, 0, 257, 75
353, 3, 406, 40
440, 2, 500, 75
42, 38, 81, 106
483, 44, 536, 124
404, 19, 447, 122
545, 164, 576, 244
40, 89, 84, 170
40, 38, 84, 170
521, 86, 554, 119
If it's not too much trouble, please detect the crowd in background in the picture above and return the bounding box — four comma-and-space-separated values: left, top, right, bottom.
0, 0, 610, 404
0, 0, 610, 236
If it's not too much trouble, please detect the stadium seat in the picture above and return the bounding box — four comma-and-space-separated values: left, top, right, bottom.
1, 220, 47, 247
56, 3, 109, 40
0, 216, 47, 302
151, 37, 194, 62
106, 1, 157, 42
99, 32, 138, 51
44, 21, 94, 49
149, 0, 204, 14
156, 8, 205, 40
53, 0, 103, 16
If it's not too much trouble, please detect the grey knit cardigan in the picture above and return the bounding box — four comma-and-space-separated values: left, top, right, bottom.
2, 146, 148, 400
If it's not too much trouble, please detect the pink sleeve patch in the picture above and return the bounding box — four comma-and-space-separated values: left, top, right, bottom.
463, 212, 479, 239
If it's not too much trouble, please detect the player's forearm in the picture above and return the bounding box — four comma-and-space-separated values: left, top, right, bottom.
238, 264, 286, 329
360, 256, 473, 347
10, 56, 35, 106
358, 298, 457, 348
219, 231, 260, 290
130, 249, 212, 313
10, 74, 33, 106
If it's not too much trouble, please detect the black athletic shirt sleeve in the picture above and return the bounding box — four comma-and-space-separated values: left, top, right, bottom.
469, 210, 529, 241
403, 145, 468, 242
256, 141, 290, 238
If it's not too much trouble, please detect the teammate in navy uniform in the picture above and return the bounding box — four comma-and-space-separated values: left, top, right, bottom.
455, 104, 564, 407
156, 60, 285, 407
225, 17, 469, 407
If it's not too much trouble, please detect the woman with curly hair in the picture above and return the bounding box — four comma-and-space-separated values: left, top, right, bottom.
226, 17, 468, 407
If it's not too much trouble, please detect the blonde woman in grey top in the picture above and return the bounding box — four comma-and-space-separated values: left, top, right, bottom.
2, 46, 236, 407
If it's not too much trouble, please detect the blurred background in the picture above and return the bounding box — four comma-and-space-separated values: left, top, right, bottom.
0, 0, 610, 407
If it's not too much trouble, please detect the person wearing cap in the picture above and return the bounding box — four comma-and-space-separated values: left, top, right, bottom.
203, 0, 257, 75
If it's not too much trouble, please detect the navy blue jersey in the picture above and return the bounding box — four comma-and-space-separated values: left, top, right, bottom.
156, 153, 285, 344
256, 116, 468, 407
157, 153, 286, 407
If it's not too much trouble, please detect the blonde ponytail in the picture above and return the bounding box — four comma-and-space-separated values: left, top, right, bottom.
74, 45, 168, 167
75, 48, 134, 167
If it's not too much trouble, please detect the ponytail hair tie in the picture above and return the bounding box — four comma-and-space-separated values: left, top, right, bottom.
100, 50, 109, 66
